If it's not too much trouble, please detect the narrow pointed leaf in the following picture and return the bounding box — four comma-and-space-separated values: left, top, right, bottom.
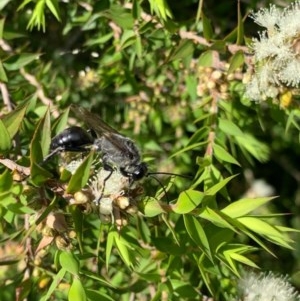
184, 215, 213, 262
228, 50, 244, 73
222, 197, 276, 218
0, 119, 11, 151
68, 277, 86, 301
67, 151, 94, 193
205, 174, 237, 196
171, 190, 204, 214
214, 144, 240, 166
238, 217, 284, 239
199, 207, 236, 231
3, 53, 41, 70
59, 251, 79, 275
0, 59, 8, 82
40, 268, 67, 301
2, 102, 28, 138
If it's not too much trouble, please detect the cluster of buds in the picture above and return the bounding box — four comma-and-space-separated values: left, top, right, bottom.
33, 211, 74, 252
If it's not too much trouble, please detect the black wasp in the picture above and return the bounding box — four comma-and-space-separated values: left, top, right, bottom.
44, 105, 148, 181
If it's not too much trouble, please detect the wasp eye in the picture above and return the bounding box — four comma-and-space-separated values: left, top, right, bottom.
131, 163, 148, 181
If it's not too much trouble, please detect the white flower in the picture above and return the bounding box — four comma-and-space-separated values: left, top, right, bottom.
88, 169, 130, 205
238, 271, 300, 301
250, 5, 281, 33
279, 60, 300, 86
246, 1, 300, 102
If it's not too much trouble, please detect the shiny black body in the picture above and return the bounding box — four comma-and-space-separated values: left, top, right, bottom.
50, 126, 94, 152
43, 126, 95, 162
70, 105, 148, 181
44, 106, 148, 181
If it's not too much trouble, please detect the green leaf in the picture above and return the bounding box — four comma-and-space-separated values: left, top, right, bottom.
0, 119, 12, 152
106, 230, 114, 270
102, 5, 134, 29
3, 53, 41, 70
135, 35, 142, 58
170, 141, 208, 158
197, 254, 215, 296
68, 277, 86, 301
41, 268, 67, 301
0, 169, 12, 194
18, 279, 32, 301
59, 251, 79, 275
199, 208, 236, 231
237, 217, 285, 239
205, 174, 237, 196
17, 0, 32, 11
30, 109, 53, 185
45, 0, 61, 21
27, 0, 46, 31
171, 190, 204, 214
2, 102, 28, 138
112, 231, 134, 268
82, 270, 115, 288
30, 108, 51, 163
236, 1, 244, 45
219, 118, 244, 136
229, 251, 258, 268
67, 151, 94, 193
183, 215, 213, 262
149, 0, 173, 20
202, 12, 213, 40
0, 0, 12, 10
198, 50, 214, 67
222, 245, 258, 275
185, 75, 198, 102
235, 134, 269, 162
120, 30, 136, 49
141, 197, 166, 217
214, 144, 240, 166
0, 59, 8, 82
228, 50, 244, 74
86, 290, 115, 301
69, 206, 84, 253
168, 40, 194, 62
52, 107, 70, 135
221, 197, 276, 218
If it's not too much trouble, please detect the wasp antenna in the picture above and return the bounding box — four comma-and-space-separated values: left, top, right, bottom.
147, 171, 193, 180
148, 174, 171, 203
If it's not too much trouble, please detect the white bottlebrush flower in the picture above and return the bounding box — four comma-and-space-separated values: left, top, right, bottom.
87, 168, 142, 226
279, 60, 300, 86
249, 4, 281, 33
278, 2, 300, 37
246, 1, 300, 102
88, 169, 130, 205
238, 271, 300, 301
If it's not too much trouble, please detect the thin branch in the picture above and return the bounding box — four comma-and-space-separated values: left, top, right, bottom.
20, 68, 53, 107
0, 158, 30, 176
0, 82, 13, 111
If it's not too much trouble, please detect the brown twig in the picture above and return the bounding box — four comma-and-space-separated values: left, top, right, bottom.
20, 68, 53, 106
0, 82, 13, 111
0, 158, 30, 176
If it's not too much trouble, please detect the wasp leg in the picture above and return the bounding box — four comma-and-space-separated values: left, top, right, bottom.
42, 146, 91, 164
42, 146, 66, 163
94, 167, 114, 206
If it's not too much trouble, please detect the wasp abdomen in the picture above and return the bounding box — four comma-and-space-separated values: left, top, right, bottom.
50, 126, 94, 151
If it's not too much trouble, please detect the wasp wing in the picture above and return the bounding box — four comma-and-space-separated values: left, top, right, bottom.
70, 105, 119, 136
70, 105, 139, 158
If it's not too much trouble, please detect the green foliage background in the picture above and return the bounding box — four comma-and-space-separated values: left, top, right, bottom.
0, 0, 300, 300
